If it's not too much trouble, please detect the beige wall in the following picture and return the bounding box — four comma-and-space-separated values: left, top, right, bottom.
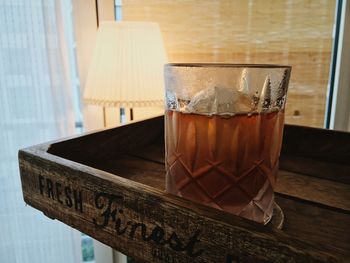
123, 0, 336, 128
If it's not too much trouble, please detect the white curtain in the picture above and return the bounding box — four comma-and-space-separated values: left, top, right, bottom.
0, 0, 79, 262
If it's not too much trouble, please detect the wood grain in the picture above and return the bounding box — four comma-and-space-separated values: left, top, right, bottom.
76, 153, 350, 257
121, 145, 350, 213
280, 155, 350, 185
48, 116, 350, 212
280, 124, 350, 184
18, 117, 350, 262
275, 195, 350, 257
281, 125, 350, 165
119, 121, 350, 212
19, 149, 345, 262
276, 170, 350, 212
47, 116, 164, 163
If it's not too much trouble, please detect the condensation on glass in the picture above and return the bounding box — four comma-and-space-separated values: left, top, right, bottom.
164, 64, 291, 224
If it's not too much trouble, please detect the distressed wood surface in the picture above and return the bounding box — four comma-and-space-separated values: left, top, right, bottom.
19, 116, 350, 262
105, 143, 350, 213
276, 170, 350, 212
76, 152, 350, 257
280, 125, 350, 184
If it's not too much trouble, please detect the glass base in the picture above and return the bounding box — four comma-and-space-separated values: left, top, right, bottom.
266, 202, 284, 229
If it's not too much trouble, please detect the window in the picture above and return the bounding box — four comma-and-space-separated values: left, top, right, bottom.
122, 0, 336, 128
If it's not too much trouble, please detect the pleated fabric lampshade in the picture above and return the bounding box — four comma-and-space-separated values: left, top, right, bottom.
84, 21, 167, 108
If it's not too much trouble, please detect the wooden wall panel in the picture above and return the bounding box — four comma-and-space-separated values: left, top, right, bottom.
123, 0, 336, 127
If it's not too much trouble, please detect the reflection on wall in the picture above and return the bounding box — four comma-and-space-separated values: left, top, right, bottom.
123, 0, 335, 127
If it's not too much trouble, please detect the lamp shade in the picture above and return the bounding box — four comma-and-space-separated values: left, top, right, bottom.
84, 21, 168, 107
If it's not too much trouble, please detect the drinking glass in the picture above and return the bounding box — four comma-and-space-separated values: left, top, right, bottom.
164, 63, 291, 224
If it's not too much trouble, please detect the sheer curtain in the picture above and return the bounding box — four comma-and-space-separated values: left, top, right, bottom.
0, 0, 79, 262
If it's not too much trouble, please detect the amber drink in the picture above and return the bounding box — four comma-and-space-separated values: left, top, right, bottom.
164, 64, 291, 224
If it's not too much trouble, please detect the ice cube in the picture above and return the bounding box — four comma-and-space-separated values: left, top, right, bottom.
186, 86, 252, 115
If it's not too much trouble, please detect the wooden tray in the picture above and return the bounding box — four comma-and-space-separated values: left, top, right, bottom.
18, 116, 350, 263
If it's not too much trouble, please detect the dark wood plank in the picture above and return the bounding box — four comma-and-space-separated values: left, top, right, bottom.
282, 125, 350, 165
94, 155, 165, 189
47, 116, 164, 163
280, 125, 350, 184
64, 152, 350, 259
276, 170, 350, 212
128, 141, 165, 164
279, 155, 350, 184
20, 117, 350, 262
129, 142, 350, 212
48, 117, 350, 185
276, 195, 350, 258
19, 148, 345, 262
119, 123, 350, 184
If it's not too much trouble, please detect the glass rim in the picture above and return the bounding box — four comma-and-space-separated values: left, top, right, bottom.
165, 63, 291, 69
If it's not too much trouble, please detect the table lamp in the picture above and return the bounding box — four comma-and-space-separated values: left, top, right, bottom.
84, 21, 168, 126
